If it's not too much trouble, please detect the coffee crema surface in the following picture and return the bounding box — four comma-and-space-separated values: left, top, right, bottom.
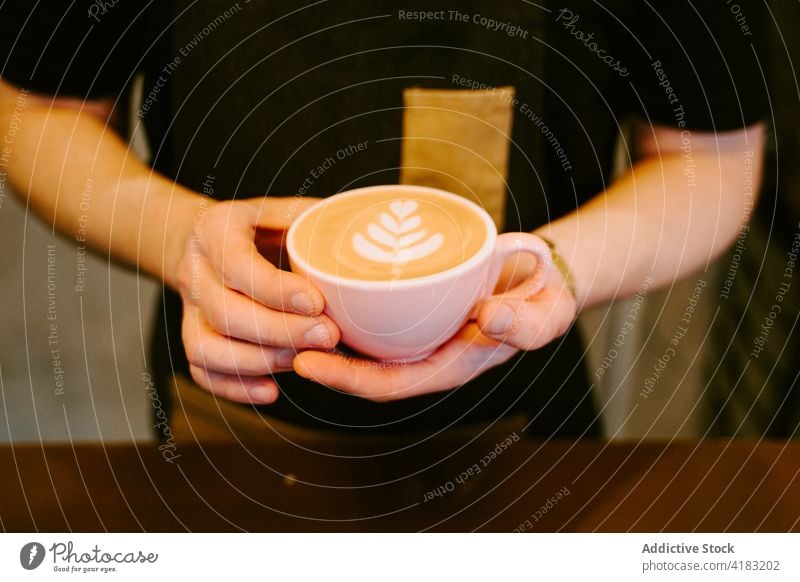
292, 190, 487, 281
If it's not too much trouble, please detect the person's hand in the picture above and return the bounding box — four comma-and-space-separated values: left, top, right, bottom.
291, 249, 577, 401
173, 197, 341, 404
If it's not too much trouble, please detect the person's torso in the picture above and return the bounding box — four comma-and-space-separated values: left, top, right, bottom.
144, 0, 627, 435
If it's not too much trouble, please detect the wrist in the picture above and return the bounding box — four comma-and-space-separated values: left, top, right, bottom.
137, 176, 215, 292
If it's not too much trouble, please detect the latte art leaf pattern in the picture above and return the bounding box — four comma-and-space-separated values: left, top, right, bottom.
353, 200, 444, 264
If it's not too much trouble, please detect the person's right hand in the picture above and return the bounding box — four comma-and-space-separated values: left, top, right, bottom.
173, 196, 340, 404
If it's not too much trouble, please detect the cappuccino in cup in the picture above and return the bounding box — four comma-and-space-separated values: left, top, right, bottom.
287, 185, 552, 361
289, 188, 486, 282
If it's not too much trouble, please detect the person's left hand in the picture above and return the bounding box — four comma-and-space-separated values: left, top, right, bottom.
291, 250, 578, 401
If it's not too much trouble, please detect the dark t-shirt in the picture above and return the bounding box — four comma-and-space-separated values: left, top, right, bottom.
0, 0, 767, 436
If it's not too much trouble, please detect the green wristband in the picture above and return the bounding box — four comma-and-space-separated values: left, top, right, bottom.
539, 235, 577, 299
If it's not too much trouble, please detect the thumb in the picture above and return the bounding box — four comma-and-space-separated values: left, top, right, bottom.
247, 196, 324, 230
477, 271, 553, 350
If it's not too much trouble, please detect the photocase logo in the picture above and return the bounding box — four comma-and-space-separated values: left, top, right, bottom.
20, 542, 46, 570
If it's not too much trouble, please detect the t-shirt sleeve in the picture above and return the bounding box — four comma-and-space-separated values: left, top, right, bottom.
619, 0, 768, 131
0, 0, 143, 98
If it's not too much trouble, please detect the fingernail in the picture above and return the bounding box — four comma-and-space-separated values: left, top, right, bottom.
305, 323, 331, 347
275, 350, 295, 369
291, 291, 317, 314
250, 387, 275, 403
485, 304, 515, 336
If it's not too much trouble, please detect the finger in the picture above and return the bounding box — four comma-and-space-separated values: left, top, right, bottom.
194, 258, 340, 349
189, 364, 279, 405
293, 324, 516, 401
478, 296, 554, 350
492, 250, 541, 294
202, 201, 326, 315
182, 304, 298, 375
250, 197, 323, 266
292, 350, 436, 402
479, 274, 577, 351
248, 196, 323, 230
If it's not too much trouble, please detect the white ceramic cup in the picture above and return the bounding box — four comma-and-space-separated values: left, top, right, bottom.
286, 185, 552, 361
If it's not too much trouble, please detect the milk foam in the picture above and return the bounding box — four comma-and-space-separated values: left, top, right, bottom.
352, 200, 445, 265
291, 190, 487, 281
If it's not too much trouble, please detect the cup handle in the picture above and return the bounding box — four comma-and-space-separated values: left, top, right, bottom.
482, 232, 554, 299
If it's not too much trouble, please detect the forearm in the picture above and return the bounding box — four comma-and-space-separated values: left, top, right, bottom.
1, 82, 204, 290
537, 127, 764, 308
